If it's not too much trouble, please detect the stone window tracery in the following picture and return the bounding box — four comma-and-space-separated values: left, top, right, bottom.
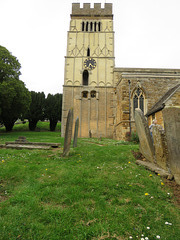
132, 87, 145, 115
82, 21, 101, 32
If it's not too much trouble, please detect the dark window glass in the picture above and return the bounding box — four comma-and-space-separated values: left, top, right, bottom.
82, 22, 85, 31
82, 91, 88, 98
140, 95, 144, 112
87, 48, 90, 56
133, 95, 138, 113
83, 70, 89, 85
86, 22, 89, 31
98, 22, 101, 31
90, 22, 93, 31
94, 22, 97, 32
91, 91, 96, 98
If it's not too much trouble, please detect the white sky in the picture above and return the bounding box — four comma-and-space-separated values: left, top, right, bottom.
1, 0, 180, 95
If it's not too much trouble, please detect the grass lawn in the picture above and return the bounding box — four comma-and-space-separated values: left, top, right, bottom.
0, 128, 179, 239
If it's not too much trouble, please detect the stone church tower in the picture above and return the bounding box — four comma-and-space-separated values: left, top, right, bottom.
62, 3, 180, 140
61, 3, 115, 138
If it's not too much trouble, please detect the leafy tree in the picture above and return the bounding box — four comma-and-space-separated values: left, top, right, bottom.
45, 93, 62, 131
0, 79, 31, 131
0, 45, 21, 82
0, 46, 31, 131
26, 91, 46, 131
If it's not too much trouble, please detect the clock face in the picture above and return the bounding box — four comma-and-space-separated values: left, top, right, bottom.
84, 58, 96, 70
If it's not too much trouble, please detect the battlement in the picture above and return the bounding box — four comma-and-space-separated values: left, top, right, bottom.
71, 3, 113, 17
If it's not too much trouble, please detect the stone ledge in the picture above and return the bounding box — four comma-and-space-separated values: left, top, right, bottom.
136, 160, 173, 180
5, 142, 60, 148
5, 144, 51, 150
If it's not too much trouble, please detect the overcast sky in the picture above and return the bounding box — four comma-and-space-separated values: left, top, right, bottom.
1, 0, 180, 95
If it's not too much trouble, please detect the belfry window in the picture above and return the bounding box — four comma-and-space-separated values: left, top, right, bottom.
133, 88, 145, 114
82, 21, 101, 32
90, 22, 93, 31
87, 48, 90, 56
82, 91, 88, 98
83, 70, 89, 86
98, 22, 101, 31
91, 91, 96, 98
82, 22, 85, 31
94, 22, 97, 32
86, 22, 89, 31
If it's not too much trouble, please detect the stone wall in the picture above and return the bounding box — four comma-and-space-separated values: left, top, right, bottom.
62, 86, 114, 138
71, 3, 113, 17
113, 68, 180, 140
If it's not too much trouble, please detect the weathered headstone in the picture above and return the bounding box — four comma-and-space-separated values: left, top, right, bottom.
15, 136, 28, 143
152, 125, 169, 171
135, 109, 155, 162
63, 109, 73, 156
163, 107, 180, 184
73, 117, 79, 148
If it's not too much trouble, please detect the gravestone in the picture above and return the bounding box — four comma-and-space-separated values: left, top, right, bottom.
135, 109, 155, 163
152, 125, 169, 171
73, 117, 79, 148
63, 109, 73, 156
15, 136, 28, 143
163, 107, 180, 184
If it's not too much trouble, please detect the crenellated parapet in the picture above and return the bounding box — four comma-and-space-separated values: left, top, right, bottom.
71, 3, 113, 18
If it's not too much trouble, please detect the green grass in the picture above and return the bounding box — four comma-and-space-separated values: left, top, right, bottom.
0, 130, 179, 240
0, 121, 61, 133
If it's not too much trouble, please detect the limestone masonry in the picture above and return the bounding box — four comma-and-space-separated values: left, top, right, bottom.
62, 3, 180, 140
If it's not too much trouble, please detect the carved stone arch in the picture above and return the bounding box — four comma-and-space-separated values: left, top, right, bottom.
131, 83, 146, 98
131, 86, 146, 118
66, 80, 73, 85
99, 81, 105, 86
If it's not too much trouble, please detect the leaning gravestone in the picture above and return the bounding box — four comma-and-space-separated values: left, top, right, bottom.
163, 107, 180, 184
135, 109, 155, 163
73, 117, 79, 148
152, 125, 169, 171
62, 109, 73, 157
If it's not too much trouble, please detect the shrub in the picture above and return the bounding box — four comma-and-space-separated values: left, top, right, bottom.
130, 132, 139, 143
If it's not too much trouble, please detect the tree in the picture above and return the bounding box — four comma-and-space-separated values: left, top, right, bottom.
45, 93, 62, 131
0, 79, 31, 131
0, 45, 31, 131
0, 45, 21, 83
26, 91, 46, 131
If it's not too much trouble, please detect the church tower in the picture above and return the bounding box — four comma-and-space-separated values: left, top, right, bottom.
61, 3, 115, 138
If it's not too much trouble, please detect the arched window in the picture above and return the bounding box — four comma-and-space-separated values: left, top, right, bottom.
87, 48, 90, 57
83, 70, 89, 86
82, 91, 88, 98
133, 88, 145, 114
98, 22, 101, 31
91, 91, 96, 98
86, 22, 89, 32
94, 22, 97, 32
90, 22, 93, 31
82, 22, 85, 31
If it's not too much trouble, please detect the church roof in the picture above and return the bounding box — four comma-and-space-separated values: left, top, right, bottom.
145, 83, 180, 117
